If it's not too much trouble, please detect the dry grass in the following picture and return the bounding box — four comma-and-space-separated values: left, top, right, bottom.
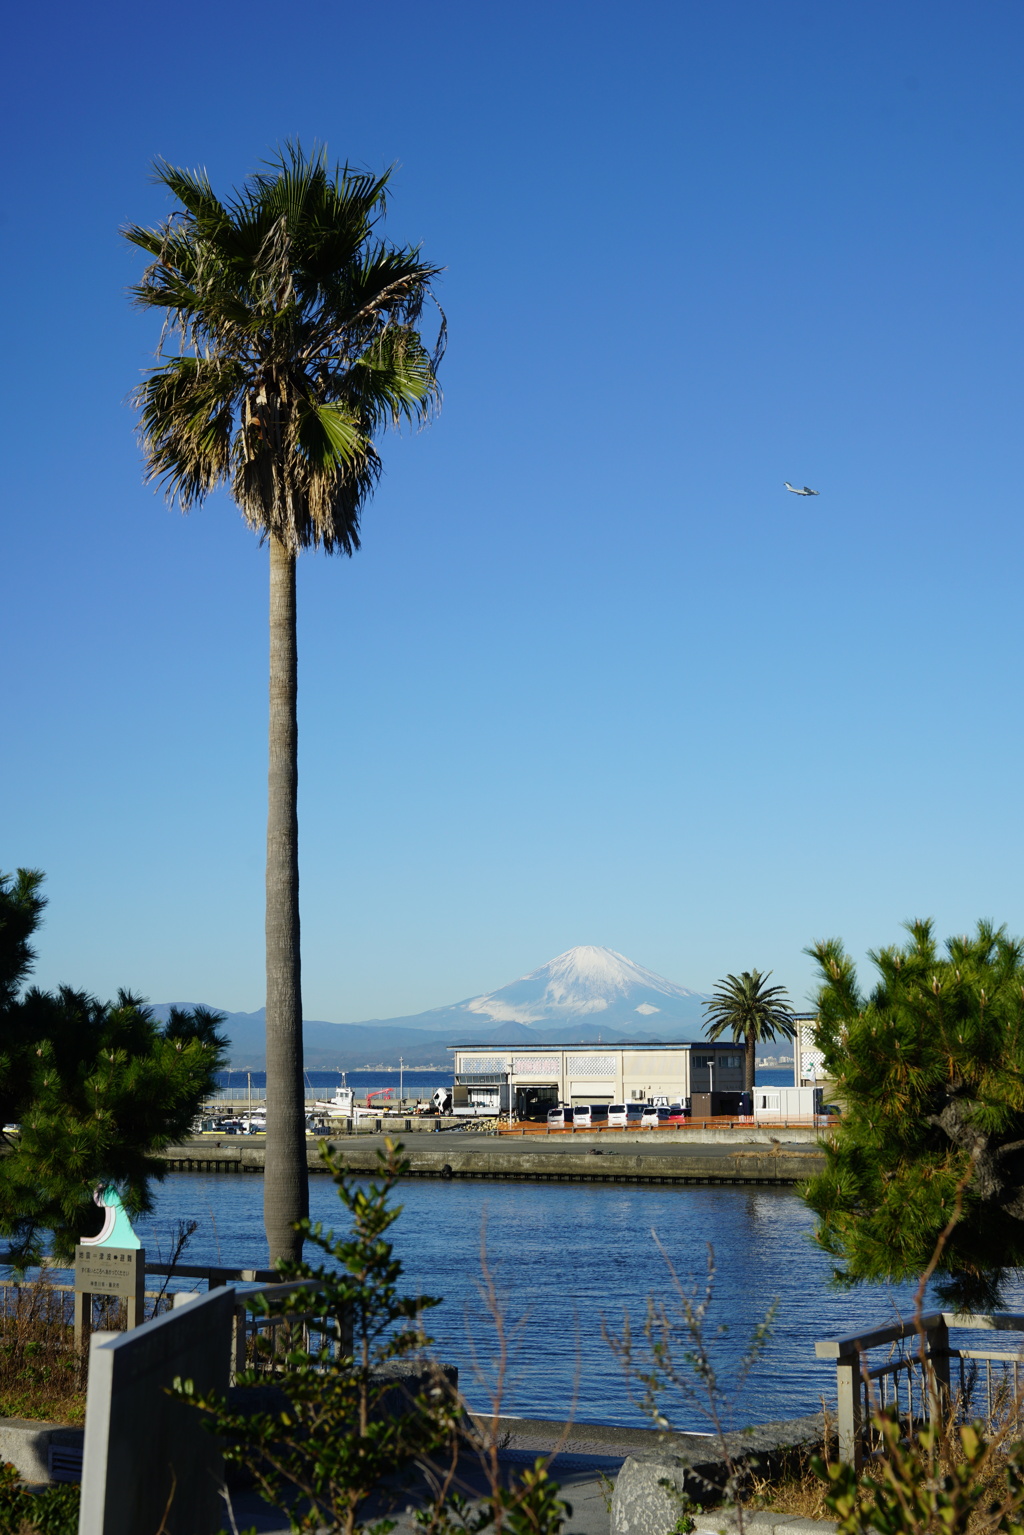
746, 1448, 835, 1521
745, 1396, 1024, 1535
0, 1281, 86, 1426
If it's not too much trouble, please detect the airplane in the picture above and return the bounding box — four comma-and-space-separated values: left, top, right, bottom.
784, 482, 819, 496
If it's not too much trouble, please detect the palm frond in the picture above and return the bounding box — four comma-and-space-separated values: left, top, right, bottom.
296, 401, 364, 469
347, 327, 439, 426
126, 144, 442, 549
134, 355, 242, 506
150, 161, 234, 237
703, 969, 796, 1044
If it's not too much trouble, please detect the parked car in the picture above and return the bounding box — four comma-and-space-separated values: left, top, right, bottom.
659, 1103, 689, 1124
626, 1104, 645, 1124
572, 1105, 592, 1128
640, 1105, 660, 1128
547, 1106, 566, 1129
606, 1103, 628, 1128
591, 1104, 609, 1125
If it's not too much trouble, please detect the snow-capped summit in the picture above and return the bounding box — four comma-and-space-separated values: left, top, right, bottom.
462, 945, 702, 1025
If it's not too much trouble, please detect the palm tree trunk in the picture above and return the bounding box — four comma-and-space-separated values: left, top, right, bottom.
745, 1032, 756, 1094
264, 533, 308, 1265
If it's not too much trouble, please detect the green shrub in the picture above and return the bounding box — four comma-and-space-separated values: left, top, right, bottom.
0, 1463, 79, 1535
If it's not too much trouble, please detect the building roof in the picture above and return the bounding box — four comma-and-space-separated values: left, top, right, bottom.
446, 1040, 732, 1051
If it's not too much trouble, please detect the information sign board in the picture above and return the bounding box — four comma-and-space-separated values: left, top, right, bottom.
75, 1246, 141, 1298
74, 1245, 147, 1344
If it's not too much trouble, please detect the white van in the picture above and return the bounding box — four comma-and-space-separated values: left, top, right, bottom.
573, 1105, 592, 1128
547, 1106, 566, 1129
606, 1103, 628, 1128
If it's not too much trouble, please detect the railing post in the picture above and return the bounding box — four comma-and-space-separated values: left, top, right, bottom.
926, 1316, 951, 1425
74, 1289, 88, 1354
232, 1299, 247, 1382
836, 1349, 864, 1469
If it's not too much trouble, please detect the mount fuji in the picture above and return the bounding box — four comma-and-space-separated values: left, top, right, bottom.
407, 946, 707, 1034
154, 946, 711, 1068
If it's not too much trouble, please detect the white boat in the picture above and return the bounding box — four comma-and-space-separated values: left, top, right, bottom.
313, 1083, 356, 1118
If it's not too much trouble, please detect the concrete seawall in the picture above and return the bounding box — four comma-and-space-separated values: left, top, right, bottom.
162, 1135, 823, 1186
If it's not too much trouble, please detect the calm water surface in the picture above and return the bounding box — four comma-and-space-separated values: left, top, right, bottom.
135, 1170, 1013, 1432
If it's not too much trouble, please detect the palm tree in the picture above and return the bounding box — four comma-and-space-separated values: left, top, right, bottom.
703, 970, 795, 1092
125, 146, 443, 1263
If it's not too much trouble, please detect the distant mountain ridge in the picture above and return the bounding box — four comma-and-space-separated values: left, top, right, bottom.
381, 945, 709, 1035
153, 945, 713, 1069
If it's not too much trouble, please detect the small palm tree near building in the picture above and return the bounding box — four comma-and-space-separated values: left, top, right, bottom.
703, 970, 796, 1091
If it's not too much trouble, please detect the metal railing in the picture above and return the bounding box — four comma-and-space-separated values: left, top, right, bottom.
0, 1261, 286, 1344
199, 1092, 431, 1108
498, 1116, 834, 1135
223, 1277, 351, 1381
1, 1265, 348, 1389
816, 1311, 1024, 1468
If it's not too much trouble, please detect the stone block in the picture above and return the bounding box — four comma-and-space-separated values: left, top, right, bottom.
774, 1522, 837, 1535
690, 1517, 835, 1535
0, 1418, 84, 1484
611, 1415, 829, 1535
691, 1509, 778, 1533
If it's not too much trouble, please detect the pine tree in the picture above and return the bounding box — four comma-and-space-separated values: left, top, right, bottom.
0, 868, 227, 1266
802, 919, 1024, 1308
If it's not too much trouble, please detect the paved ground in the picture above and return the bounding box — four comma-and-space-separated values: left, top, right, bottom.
215, 1415, 718, 1534
222, 1457, 616, 1535
338, 1132, 822, 1161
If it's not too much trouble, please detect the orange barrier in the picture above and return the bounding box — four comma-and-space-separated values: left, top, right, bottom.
496, 1116, 832, 1137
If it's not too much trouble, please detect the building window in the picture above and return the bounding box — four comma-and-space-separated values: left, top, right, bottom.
512, 1055, 560, 1076
565, 1054, 616, 1077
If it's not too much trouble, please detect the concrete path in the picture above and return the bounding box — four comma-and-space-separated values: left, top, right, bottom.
215, 1415, 716, 1534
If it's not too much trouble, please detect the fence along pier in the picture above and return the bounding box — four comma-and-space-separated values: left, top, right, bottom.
816, 1311, 1024, 1468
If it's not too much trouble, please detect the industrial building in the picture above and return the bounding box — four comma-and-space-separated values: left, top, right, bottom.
793, 1013, 829, 1087
448, 1041, 746, 1118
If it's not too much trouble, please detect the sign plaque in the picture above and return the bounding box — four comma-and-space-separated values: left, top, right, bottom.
74, 1244, 146, 1344
75, 1245, 141, 1298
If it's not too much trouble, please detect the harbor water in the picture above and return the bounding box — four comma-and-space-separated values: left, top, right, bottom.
124, 1068, 1024, 1430
134, 1165, 1016, 1431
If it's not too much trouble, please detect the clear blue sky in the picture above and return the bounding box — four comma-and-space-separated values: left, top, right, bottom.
4, 0, 1024, 1021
